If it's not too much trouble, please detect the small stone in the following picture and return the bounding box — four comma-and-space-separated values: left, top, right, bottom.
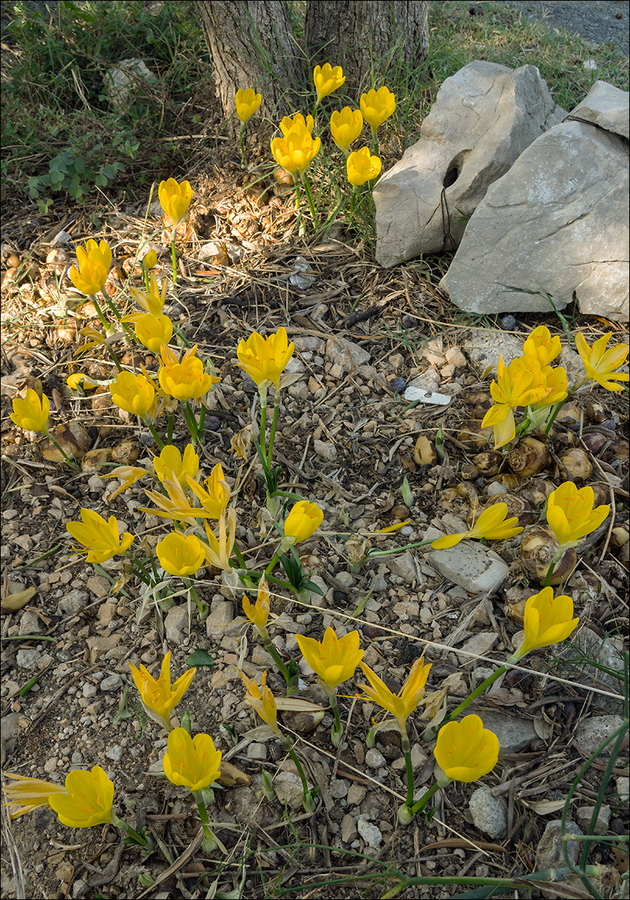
44, 757, 58, 774
347, 784, 366, 806
86, 575, 110, 598
357, 817, 382, 848
71, 751, 84, 765
274, 771, 304, 810
206, 598, 234, 631
16, 648, 41, 670
576, 805, 610, 834
341, 813, 357, 842
58, 589, 89, 615
19, 609, 41, 636
387, 551, 421, 585
365, 748, 386, 769
469, 785, 507, 838
314, 440, 337, 462
330, 779, 348, 799
87, 474, 106, 493
326, 336, 370, 371
100, 674, 122, 692
410, 743, 428, 770
247, 743, 267, 761
427, 543, 509, 594
86, 635, 120, 663
445, 346, 467, 368
105, 745, 123, 762
575, 716, 625, 757
97, 602, 117, 628
459, 632, 498, 662
165, 605, 189, 644
480, 711, 538, 754
83, 683, 98, 699
536, 820, 583, 869
616, 776, 629, 803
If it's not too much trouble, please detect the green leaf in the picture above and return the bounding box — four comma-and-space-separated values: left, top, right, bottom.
401, 476, 414, 508
185, 649, 214, 668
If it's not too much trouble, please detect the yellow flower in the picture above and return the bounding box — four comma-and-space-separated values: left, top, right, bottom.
534, 364, 568, 410
134, 313, 173, 353
482, 355, 550, 447
102, 465, 149, 500
127, 272, 168, 317
347, 147, 382, 186
235, 88, 262, 123
523, 325, 562, 367
66, 509, 134, 563
575, 332, 629, 392
11, 389, 50, 433
2, 773, 69, 820
511, 587, 579, 661
141, 476, 208, 525
313, 63, 345, 102
243, 578, 270, 635
434, 715, 499, 783
158, 344, 220, 401
431, 502, 522, 550
202, 507, 237, 571
129, 650, 196, 731
546, 482, 609, 550
358, 657, 432, 733
74, 325, 106, 359
271, 128, 321, 178
163, 728, 222, 792
186, 463, 231, 518
48, 767, 114, 828
239, 669, 282, 737
69, 239, 112, 296
360, 86, 396, 131
283, 500, 324, 544
330, 107, 363, 154
110, 370, 156, 418
236, 327, 295, 392
153, 444, 199, 489
157, 531, 206, 577
280, 113, 315, 137
159, 177, 193, 226
66, 373, 100, 391
296, 627, 364, 689
142, 248, 157, 269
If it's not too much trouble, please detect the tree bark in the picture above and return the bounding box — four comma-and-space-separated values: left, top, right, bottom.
305, 1, 430, 94
192, 0, 303, 122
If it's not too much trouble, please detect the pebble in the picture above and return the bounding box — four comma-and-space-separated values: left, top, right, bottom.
576, 805, 611, 834
87, 474, 106, 493
536, 820, 583, 869
479, 711, 538, 754
58, 589, 89, 616
19, 609, 41, 636
458, 632, 498, 662
341, 814, 357, 842
387, 551, 421, 584
616, 777, 629, 803
71, 751, 84, 764
100, 674, 122, 692
357, 817, 382, 848
105, 745, 123, 762
347, 784, 366, 806
44, 757, 58, 774
575, 715, 625, 757
206, 598, 234, 630
365, 748, 386, 768
247, 743, 267, 761
83, 683, 98, 699
165, 605, 189, 644
16, 648, 41, 670
427, 543, 509, 594
326, 336, 370, 371
314, 439, 337, 462
469, 785, 507, 838
330, 779, 348, 799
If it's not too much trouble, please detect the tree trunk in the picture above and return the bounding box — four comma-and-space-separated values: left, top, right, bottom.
305, 1, 430, 94
192, 0, 303, 123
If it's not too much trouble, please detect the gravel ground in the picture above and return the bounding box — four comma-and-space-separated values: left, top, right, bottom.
498, 0, 629, 53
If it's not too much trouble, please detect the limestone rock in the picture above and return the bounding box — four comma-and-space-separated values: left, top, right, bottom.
571, 80, 629, 139
375, 60, 565, 266
427, 542, 509, 594
440, 116, 629, 323
469, 785, 507, 838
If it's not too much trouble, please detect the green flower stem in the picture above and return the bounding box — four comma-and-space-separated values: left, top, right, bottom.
301, 173, 319, 228
130, 556, 154, 586
100, 287, 138, 345
282, 741, 314, 811
239, 124, 246, 167
264, 545, 286, 580
260, 633, 291, 685
197, 404, 206, 442
232, 544, 248, 570
142, 265, 150, 293
88, 295, 123, 372
173, 323, 193, 348
409, 776, 449, 817
266, 398, 280, 470
111, 812, 150, 848
371, 126, 379, 158
193, 792, 217, 852
543, 549, 564, 588
366, 538, 434, 560
425, 665, 509, 741
328, 691, 343, 747
145, 419, 165, 451
171, 226, 178, 286
184, 578, 208, 619
294, 180, 301, 213
544, 380, 587, 437
259, 389, 268, 460
182, 403, 199, 446
402, 733, 414, 808
43, 427, 79, 469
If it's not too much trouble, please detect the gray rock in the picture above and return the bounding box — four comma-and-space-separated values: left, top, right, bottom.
83, 683, 98, 699
365, 748, 386, 769
246, 743, 267, 761
576, 804, 611, 834
440, 117, 629, 323
388, 550, 423, 585
375, 60, 565, 266
575, 715, 625, 757
206, 597, 234, 632
617, 776, 629, 803
16, 648, 41, 670
1, 712, 22, 764
274, 771, 304, 810
18, 609, 41, 636
480, 711, 538, 754
105, 745, 123, 762
357, 816, 383, 848
571, 80, 629, 139
463, 331, 525, 373
469, 785, 507, 838
341, 813, 357, 843
536, 819, 583, 869
164, 605, 189, 644
100, 674, 122, 692
59, 589, 89, 615
325, 336, 370, 371
427, 543, 509, 594
313, 440, 338, 462
459, 632, 498, 662
105, 59, 157, 113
